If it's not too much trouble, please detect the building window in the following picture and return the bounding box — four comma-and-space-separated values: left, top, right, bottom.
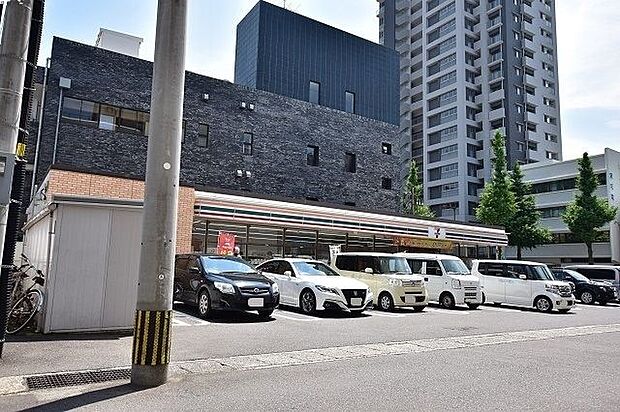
309, 81, 320, 104
382, 178, 393, 190
545, 133, 558, 143
345, 91, 355, 114
198, 123, 209, 147
382, 142, 392, 155
242, 132, 253, 155
306, 145, 319, 166
546, 151, 559, 160
99, 104, 119, 130
344, 152, 356, 173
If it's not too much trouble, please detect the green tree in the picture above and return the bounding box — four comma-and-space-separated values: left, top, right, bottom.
402, 159, 435, 219
476, 131, 516, 228
507, 163, 552, 259
562, 153, 618, 264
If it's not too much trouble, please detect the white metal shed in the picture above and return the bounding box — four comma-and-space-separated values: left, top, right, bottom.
22, 195, 143, 333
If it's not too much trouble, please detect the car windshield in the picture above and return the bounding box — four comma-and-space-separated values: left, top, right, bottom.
530, 265, 555, 281
441, 259, 469, 274
293, 261, 340, 276
563, 270, 590, 282
377, 257, 412, 274
200, 256, 257, 275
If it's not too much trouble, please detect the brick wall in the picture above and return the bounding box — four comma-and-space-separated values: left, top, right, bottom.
47, 169, 195, 253
32, 38, 401, 213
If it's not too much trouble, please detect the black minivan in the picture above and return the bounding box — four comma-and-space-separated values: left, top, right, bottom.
174, 254, 280, 319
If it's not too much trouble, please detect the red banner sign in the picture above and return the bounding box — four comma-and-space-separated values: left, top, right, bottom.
216, 232, 236, 255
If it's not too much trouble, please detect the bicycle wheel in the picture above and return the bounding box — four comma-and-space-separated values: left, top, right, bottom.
6, 290, 43, 334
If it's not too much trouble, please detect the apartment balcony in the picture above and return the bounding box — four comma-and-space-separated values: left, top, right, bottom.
487, 0, 501, 12
487, 16, 502, 30
488, 107, 505, 121
488, 89, 505, 102
395, 11, 409, 27
477, 168, 486, 179
400, 71, 411, 85
524, 74, 537, 87
488, 35, 502, 48
522, 20, 535, 35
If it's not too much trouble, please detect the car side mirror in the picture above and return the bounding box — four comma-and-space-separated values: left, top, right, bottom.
519, 274, 527, 280
284, 270, 293, 277
364, 268, 373, 274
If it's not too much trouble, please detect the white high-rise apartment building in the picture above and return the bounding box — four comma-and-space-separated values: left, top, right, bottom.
378, 0, 562, 221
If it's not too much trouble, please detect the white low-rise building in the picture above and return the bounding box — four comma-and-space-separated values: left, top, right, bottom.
507, 148, 620, 264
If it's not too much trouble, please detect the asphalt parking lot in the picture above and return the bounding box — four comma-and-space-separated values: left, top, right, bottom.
3, 302, 619, 410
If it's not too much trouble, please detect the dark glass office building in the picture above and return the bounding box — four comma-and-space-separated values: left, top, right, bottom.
234, 0, 399, 125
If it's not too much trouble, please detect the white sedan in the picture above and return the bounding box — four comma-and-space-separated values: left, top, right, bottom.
257, 258, 373, 315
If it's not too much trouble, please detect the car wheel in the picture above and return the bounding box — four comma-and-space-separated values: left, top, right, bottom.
481, 292, 486, 304
467, 303, 480, 310
377, 292, 394, 312
579, 290, 595, 305
412, 305, 426, 312
535, 296, 553, 313
300, 289, 316, 315
258, 309, 274, 319
439, 292, 456, 309
197, 289, 211, 319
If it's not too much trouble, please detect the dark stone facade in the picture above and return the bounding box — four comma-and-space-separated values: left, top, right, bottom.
235, 1, 399, 126
32, 37, 400, 212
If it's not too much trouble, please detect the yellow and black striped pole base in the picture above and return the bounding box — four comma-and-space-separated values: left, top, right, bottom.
132, 310, 172, 367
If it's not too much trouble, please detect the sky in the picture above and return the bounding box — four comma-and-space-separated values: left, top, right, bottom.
35, 0, 620, 161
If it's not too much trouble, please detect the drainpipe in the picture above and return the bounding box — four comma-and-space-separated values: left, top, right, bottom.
30, 57, 50, 199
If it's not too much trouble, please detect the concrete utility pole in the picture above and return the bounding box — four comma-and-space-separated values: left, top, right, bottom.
0, 0, 33, 357
130, 0, 187, 387
0, 0, 32, 269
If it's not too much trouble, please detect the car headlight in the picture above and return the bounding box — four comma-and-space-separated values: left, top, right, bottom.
316, 285, 340, 295
214, 281, 235, 294
545, 284, 560, 295
271, 282, 279, 294
388, 278, 403, 287
451, 279, 462, 289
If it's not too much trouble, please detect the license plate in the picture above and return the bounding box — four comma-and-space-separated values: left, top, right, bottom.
350, 297, 362, 306
405, 295, 417, 304
248, 298, 264, 308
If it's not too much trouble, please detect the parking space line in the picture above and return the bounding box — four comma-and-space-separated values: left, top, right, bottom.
424, 307, 470, 315
368, 311, 406, 318
273, 312, 319, 322
172, 318, 192, 327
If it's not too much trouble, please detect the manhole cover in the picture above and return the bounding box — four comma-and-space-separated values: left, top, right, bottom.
26, 368, 130, 390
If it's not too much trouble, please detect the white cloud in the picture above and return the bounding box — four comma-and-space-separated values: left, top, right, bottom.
556, 0, 620, 110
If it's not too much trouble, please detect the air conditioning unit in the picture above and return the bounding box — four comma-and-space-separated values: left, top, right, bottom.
245, 171, 252, 178
248, 103, 255, 111
202, 93, 210, 101
240, 102, 247, 109
236, 169, 243, 177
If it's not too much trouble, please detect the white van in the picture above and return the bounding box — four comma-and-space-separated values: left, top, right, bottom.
333, 252, 428, 312
471, 260, 575, 313
398, 253, 482, 309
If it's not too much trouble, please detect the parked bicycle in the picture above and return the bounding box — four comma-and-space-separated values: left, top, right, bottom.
6, 254, 45, 334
